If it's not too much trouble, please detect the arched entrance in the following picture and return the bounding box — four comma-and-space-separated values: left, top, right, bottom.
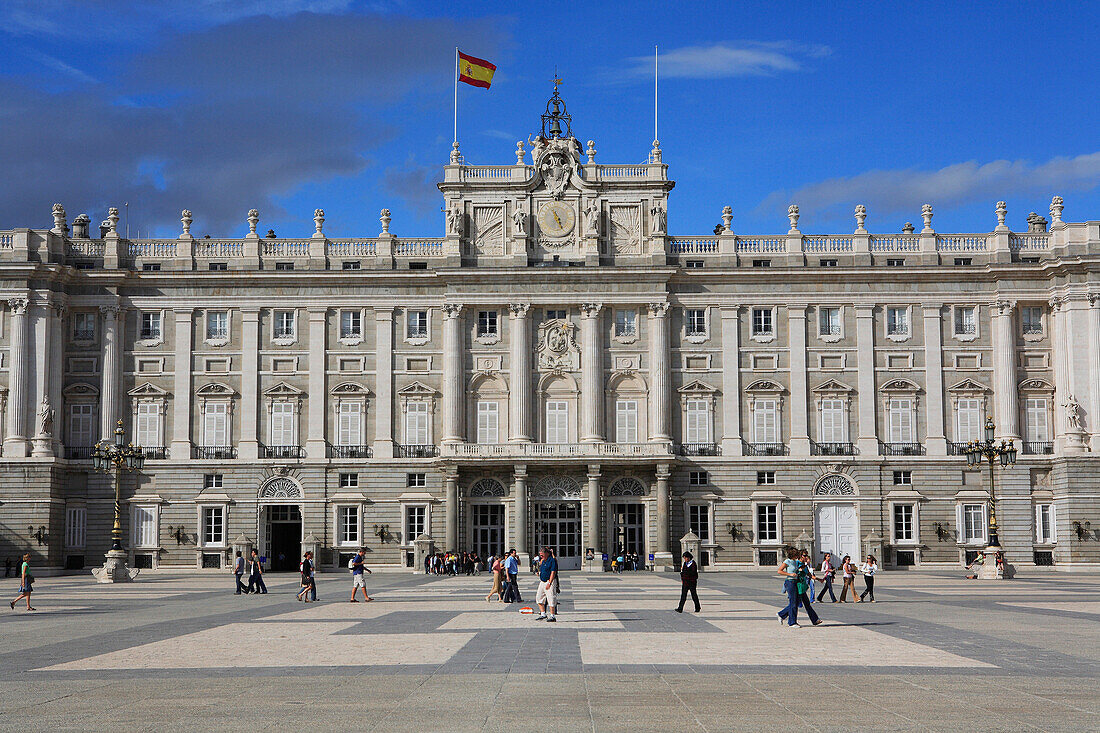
812, 474, 860, 564
531, 476, 582, 570
257, 476, 303, 572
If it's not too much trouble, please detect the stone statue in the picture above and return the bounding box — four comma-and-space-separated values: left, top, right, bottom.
446, 204, 463, 236
1064, 394, 1084, 432
512, 208, 527, 236
584, 200, 601, 237
650, 203, 667, 235
37, 396, 54, 437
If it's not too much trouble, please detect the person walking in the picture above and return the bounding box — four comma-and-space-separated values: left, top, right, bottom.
349, 549, 372, 602
816, 552, 837, 603
859, 554, 878, 602
232, 550, 247, 595
486, 554, 505, 602
297, 551, 314, 602
777, 547, 821, 627
675, 551, 701, 613
800, 550, 816, 602
838, 555, 856, 602
534, 546, 559, 622
9, 553, 34, 611
246, 550, 268, 594
503, 549, 522, 603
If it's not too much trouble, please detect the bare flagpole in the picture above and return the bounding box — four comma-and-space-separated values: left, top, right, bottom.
453, 47, 459, 145
654, 44, 658, 143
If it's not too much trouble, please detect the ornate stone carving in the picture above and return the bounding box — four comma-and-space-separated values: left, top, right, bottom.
650, 203, 667, 235
585, 139, 596, 163
647, 302, 670, 318
259, 476, 301, 499
787, 204, 800, 233
379, 208, 391, 235
7, 297, 28, 315
532, 475, 581, 499
181, 210, 193, 237
539, 150, 574, 199
1064, 393, 1084, 432
854, 204, 867, 232
1050, 195, 1064, 225
508, 302, 530, 318
472, 206, 504, 255
537, 319, 579, 372
442, 303, 462, 319
247, 209, 259, 235
446, 203, 464, 236
36, 396, 54, 437
722, 205, 734, 233
609, 205, 640, 254
52, 203, 67, 234
609, 477, 647, 496
921, 203, 934, 233
580, 302, 602, 318
512, 207, 528, 237
814, 474, 855, 496
469, 478, 507, 498
583, 199, 601, 237
995, 201, 1007, 228
107, 207, 120, 235
313, 209, 324, 235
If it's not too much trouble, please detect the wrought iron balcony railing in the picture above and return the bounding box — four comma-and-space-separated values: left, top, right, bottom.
193, 445, 237, 460
328, 444, 373, 458
880, 442, 926, 456
744, 442, 788, 457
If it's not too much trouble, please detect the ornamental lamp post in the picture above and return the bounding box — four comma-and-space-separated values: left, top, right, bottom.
963, 417, 1016, 579
90, 419, 146, 583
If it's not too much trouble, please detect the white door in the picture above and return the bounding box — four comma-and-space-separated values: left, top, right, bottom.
814, 503, 859, 563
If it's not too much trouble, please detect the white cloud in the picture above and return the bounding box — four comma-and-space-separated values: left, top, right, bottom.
626, 41, 831, 79
758, 152, 1100, 222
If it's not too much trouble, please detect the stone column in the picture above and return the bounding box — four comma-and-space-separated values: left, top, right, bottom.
1089, 295, 1100, 451
373, 308, 394, 458
441, 304, 464, 444
3, 296, 29, 457
580, 303, 604, 442
513, 464, 529, 566
31, 298, 55, 456
990, 300, 1020, 443
653, 463, 673, 569
306, 309, 328, 459
99, 304, 121, 441
922, 304, 948, 456
49, 301, 64, 456
788, 305, 810, 455
720, 306, 743, 455
1055, 296, 1089, 453
508, 303, 532, 442
855, 304, 878, 455
170, 309, 193, 457
586, 464, 601, 562
647, 302, 672, 443
444, 471, 458, 551
238, 308, 260, 460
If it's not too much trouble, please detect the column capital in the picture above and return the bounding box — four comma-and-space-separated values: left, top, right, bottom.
720, 305, 741, 318
374, 306, 395, 319
98, 303, 120, 318
647, 302, 670, 318
920, 303, 943, 315
656, 463, 672, 479
442, 303, 463, 319
586, 463, 601, 478
991, 299, 1016, 316
513, 463, 528, 478
508, 302, 531, 318
6, 297, 29, 315
855, 303, 875, 316
787, 304, 808, 318
580, 302, 603, 318
240, 306, 261, 318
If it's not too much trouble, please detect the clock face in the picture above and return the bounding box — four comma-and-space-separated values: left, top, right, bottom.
537, 201, 575, 237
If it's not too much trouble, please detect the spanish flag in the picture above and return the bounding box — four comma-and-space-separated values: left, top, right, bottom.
458, 51, 495, 89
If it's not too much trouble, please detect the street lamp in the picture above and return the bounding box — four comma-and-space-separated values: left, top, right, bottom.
90, 419, 146, 583
964, 417, 1016, 577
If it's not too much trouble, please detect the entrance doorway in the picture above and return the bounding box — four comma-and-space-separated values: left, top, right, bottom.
610, 503, 645, 559
533, 502, 581, 570
471, 504, 505, 558
264, 504, 302, 571
814, 503, 859, 564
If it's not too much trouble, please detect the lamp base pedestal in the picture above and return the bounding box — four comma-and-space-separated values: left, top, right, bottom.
91, 549, 139, 583
977, 547, 1004, 580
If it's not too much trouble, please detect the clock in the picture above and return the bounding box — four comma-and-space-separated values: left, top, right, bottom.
537, 201, 575, 237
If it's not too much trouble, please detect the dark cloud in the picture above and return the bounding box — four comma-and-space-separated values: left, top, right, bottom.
380, 156, 441, 222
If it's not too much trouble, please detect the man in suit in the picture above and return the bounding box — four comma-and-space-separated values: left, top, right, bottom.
675, 551, 701, 613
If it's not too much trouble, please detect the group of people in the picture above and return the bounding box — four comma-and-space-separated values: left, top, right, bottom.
424, 551, 484, 576
232, 550, 269, 595
775, 547, 879, 627
485, 549, 524, 604
609, 551, 644, 572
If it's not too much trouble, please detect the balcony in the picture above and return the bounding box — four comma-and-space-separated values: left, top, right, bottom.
880, 442, 926, 456
193, 445, 237, 460
811, 441, 855, 456
439, 442, 674, 459
679, 443, 721, 457
947, 442, 970, 456
72, 329, 95, 342
328, 444, 373, 459
263, 445, 303, 459
65, 446, 94, 460
139, 446, 169, 460
743, 442, 788, 457
396, 444, 439, 458
1022, 441, 1054, 455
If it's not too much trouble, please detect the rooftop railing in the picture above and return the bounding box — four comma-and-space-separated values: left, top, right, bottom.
327, 239, 377, 257
393, 238, 444, 257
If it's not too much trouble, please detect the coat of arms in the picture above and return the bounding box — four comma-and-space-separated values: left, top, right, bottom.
537, 320, 578, 371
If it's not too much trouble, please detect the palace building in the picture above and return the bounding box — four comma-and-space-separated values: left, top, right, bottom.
2, 89, 1099, 574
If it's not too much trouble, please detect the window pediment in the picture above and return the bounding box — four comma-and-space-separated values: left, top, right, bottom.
811, 379, 854, 395
745, 379, 784, 394
331, 382, 372, 396
678, 379, 719, 395
128, 382, 168, 398
397, 381, 438, 397
263, 381, 303, 397
880, 378, 921, 393
196, 382, 236, 397
947, 378, 989, 394
64, 382, 100, 397
1018, 378, 1053, 393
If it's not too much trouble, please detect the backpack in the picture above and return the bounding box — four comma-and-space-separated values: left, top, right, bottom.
795, 561, 811, 596
348, 556, 357, 572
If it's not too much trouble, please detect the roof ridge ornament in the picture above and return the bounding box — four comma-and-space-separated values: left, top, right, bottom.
540, 78, 572, 140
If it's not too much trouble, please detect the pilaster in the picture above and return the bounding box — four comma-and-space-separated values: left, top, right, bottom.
990, 300, 1020, 442
99, 303, 121, 441
238, 308, 260, 460
647, 302, 672, 443
855, 304, 879, 456
580, 302, 604, 442
2, 296, 29, 456
444, 471, 458, 552
514, 464, 529, 566
306, 309, 328, 459
586, 464, 601, 560
508, 303, 532, 442
441, 304, 464, 444
169, 309, 194, 457
787, 305, 810, 456
922, 304, 948, 456
719, 306, 743, 455
653, 463, 674, 570
373, 307, 395, 458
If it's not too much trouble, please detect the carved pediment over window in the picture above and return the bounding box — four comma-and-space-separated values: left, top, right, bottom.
63, 382, 100, 397
814, 474, 856, 496
397, 381, 439, 398
331, 382, 372, 396
196, 382, 236, 397
1018, 378, 1054, 393
263, 381, 303, 397
947, 378, 989, 394
812, 379, 854, 395
259, 476, 302, 499
531, 475, 582, 499
609, 477, 647, 496
678, 380, 719, 396
128, 382, 168, 398
469, 478, 507, 498
744, 379, 785, 394
880, 378, 921, 394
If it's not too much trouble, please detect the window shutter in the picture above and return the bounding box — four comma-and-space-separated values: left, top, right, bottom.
955, 504, 964, 542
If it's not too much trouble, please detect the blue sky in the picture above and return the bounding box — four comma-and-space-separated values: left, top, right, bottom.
2, 0, 1099, 239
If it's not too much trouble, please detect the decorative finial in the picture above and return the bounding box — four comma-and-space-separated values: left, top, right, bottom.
180, 210, 192, 237
586, 140, 596, 164
247, 209, 259, 235
51, 203, 67, 235
1050, 195, 1064, 225
995, 201, 1008, 230
854, 204, 867, 233
787, 204, 800, 234
107, 207, 120, 235
722, 205, 734, 234
921, 203, 934, 233
450, 141, 461, 164
313, 209, 325, 236
380, 208, 391, 235
902, 222, 915, 234
650, 139, 662, 163
515, 141, 525, 165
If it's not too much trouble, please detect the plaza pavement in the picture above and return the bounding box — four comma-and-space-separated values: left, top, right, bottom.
0, 568, 1098, 732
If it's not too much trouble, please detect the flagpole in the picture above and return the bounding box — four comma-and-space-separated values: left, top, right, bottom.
654, 44, 658, 143
453, 47, 459, 145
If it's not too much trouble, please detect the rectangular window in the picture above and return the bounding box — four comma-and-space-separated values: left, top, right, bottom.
339, 473, 359, 489
818, 307, 840, 336
202, 506, 225, 546
407, 473, 426, 488
476, 401, 499, 444
340, 310, 361, 339
204, 474, 223, 490
1035, 503, 1055, 544
685, 260, 704, 269
404, 402, 429, 445
886, 307, 909, 336
819, 258, 838, 267
689, 505, 711, 543
751, 308, 773, 336
273, 310, 295, 339
341, 260, 361, 270
954, 306, 976, 335
73, 312, 96, 341
208, 262, 228, 271
956, 398, 981, 442
142, 262, 161, 271
819, 398, 846, 443
688, 471, 708, 487
1026, 398, 1049, 442
337, 402, 362, 446
886, 258, 905, 267
338, 506, 359, 546
546, 401, 569, 444
614, 309, 637, 337
893, 470, 912, 485
753, 399, 778, 443
685, 308, 707, 336
893, 504, 915, 542
406, 310, 428, 338
274, 262, 294, 271
1021, 306, 1043, 335
269, 402, 295, 445
684, 399, 711, 444
752, 259, 771, 268
206, 310, 229, 340
65, 507, 86, 548
888, 398, 914, 443
961, 504, 985, 543
135, 402, 160, 447
477, 310, 498, 337
954, 257, 973, 266
405, 505, 427, 542
756, 504, 779, 543
140, 312, 162, 340
132, 506, 157, 548
545, 309, 566, 321
615, 399, 638, 443
203, 403, 229, 447
757, 470, 776, 485
69, 404, 95, 447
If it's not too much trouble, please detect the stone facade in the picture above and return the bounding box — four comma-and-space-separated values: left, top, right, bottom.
2, 93, 1099, 574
